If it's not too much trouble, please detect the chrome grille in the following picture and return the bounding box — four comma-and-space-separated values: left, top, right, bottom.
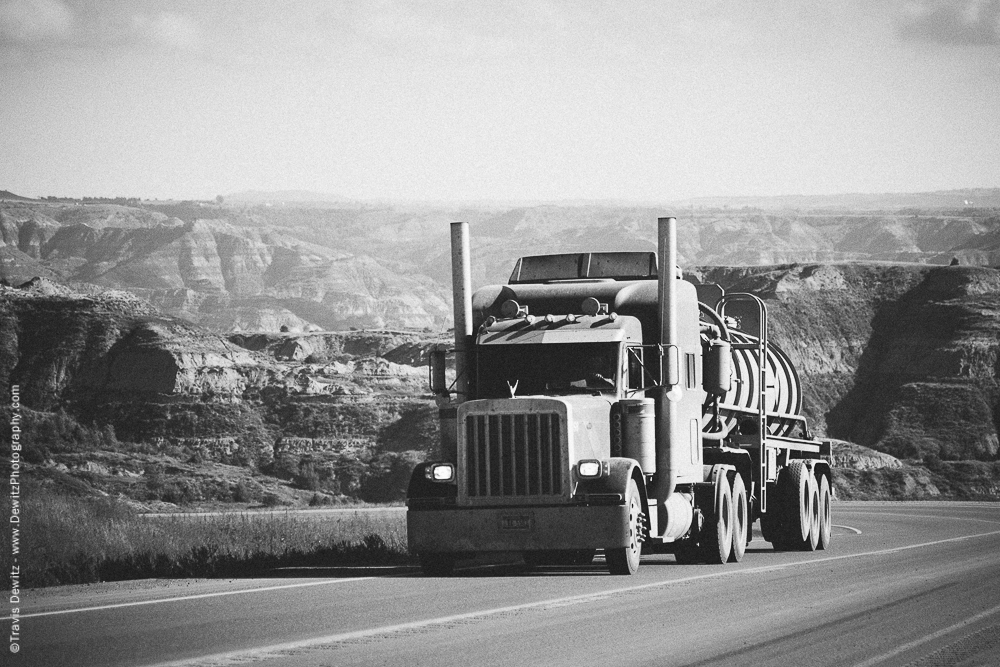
465, 413, 562, 498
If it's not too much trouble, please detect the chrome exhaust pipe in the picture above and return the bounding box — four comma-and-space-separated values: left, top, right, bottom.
450, 222, 472, 402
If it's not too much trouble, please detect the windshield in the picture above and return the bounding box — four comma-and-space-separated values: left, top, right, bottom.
477, 342, 620, 398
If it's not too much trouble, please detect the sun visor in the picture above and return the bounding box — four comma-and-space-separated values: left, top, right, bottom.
478, 316, 640, 345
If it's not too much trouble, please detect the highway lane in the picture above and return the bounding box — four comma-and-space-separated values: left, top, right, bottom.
12, 501, 1000, 667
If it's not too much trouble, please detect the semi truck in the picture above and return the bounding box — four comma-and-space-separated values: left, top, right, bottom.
407, 217, 832, 575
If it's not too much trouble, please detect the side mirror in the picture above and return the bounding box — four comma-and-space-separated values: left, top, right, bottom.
429, 344, 449, 395
627, 345, 664, 391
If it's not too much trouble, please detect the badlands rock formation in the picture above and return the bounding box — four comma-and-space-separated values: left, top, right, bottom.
696, 263, 1000, 461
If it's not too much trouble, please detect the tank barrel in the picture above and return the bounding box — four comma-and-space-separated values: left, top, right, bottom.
451, 222, 473, 402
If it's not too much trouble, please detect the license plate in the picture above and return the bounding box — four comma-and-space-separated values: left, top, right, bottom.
500, 514, 533, 531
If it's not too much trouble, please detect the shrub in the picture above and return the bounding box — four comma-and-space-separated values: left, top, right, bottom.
233, 479, 264, 503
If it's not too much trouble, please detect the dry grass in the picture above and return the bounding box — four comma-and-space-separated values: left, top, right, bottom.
0, 481, 411, 588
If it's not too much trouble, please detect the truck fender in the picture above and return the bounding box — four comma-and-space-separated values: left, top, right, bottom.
575, 458, 650, 537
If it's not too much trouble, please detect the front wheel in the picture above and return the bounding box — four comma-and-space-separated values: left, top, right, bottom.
606, 479, 643, 575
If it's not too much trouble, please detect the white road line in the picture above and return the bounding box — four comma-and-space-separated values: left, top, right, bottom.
6, 577, 373, 620
833, 524, 863, 534
851, 602, 1000, 667
139, 528, 1000, 667
848, 511, 1000, 526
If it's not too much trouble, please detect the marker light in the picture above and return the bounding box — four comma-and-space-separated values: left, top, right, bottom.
425, 463, 455, 482
577, 460, 602, 478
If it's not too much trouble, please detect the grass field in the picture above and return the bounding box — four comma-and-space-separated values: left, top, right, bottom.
0, 480, 411, 588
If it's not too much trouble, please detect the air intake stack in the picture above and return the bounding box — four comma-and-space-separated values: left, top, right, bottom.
650, 216, 704, 505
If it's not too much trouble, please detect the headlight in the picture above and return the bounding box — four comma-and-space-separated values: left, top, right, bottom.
425, 463, 455, 482
577, 459, 603, 478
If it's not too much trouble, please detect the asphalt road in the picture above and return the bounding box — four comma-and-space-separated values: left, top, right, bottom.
11, 502, 1000, 667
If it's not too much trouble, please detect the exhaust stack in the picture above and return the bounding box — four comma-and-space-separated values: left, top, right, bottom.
451, 222, 472, 402
651, 216, 679, 501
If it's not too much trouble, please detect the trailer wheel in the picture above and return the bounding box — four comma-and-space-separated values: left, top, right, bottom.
785, 461, 819, 551
606, 479, 642, 575
700, 473, 733, 564
729, 474, 748, 563
419, 552, 456, 577
817, 474, 833, 550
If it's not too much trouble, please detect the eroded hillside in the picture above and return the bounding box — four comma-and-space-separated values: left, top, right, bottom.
696, 263, 1000, 462
2, 198, 998, 332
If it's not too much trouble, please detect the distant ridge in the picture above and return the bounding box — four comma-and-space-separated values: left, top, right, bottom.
671, 188, 1000, 210
224, 188, 1000, 210
0, 190, 35, 202
226, 190, 352, 204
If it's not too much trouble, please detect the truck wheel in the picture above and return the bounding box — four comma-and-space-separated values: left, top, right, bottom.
729, 474, 748, 563
817, 474, 833, 550
606, 479, 642, 575
700, 473, 733, 564
785, 461, 819, 551
419, 552, 456, 577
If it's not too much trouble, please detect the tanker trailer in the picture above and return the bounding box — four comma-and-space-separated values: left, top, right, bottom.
407, 217, 833, 575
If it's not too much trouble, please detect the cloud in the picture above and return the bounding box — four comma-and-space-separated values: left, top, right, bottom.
896, 0, 1000, 45
0, 0, 74, 45
0, 1, 201, 56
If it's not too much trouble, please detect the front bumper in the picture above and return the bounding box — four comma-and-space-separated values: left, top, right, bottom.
407, 503, 630, 554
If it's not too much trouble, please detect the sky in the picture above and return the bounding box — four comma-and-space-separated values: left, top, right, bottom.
0, 0, 998, 202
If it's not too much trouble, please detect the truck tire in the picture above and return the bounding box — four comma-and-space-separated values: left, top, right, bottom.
729, 474, 748, 563
784, 461, 819, 551
419, 552, 456, 577
817, 474, 833, 550
606, 479, 642, 575
700, 474, 733, 564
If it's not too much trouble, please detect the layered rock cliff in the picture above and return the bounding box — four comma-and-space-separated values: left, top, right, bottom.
695, 263, 1000, 461
1, 203, 452, 332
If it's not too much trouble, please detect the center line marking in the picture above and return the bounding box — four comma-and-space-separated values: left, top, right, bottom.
139, 528, 1000, 667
